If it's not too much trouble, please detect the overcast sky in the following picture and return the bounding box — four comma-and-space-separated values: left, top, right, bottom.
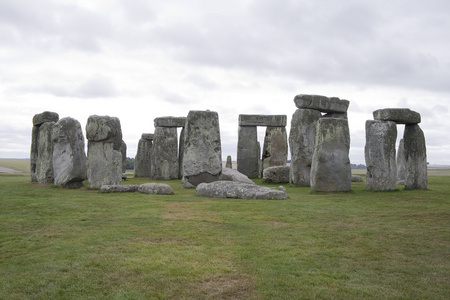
1, 0, 449, 165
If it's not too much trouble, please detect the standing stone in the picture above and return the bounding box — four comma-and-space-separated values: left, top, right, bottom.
35, 122, 56, 184
134, 133, 153, 177
52, 117, 87, 188
120, 140, 127, 173
237, 126, 259, 178
310, 118, 351, 192
289, 108, 322, 186
404, 124, 427, 189
86, 115, 123, 189
151, 126, 179, 180
396, 139, 406, 185
178, 127, 185, 179
261, 126, 288, 175
226, 155, 232, 168
182, 110, 222, 187
30, 111, 59, 182
364, 120, 397, 191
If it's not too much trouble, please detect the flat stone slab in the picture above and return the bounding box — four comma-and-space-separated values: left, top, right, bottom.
196, 181, 288, 200
100, 185, 139, 193
141, 133, 154, 140
138, 183, 174, 195
294, 94, 350, 113
373, 108, 421, 124
154, 117, 186, 127
239, 115, 287, 127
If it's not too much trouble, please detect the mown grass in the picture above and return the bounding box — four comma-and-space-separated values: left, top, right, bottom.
0, 158, 30, 173
0, 173, 449, 299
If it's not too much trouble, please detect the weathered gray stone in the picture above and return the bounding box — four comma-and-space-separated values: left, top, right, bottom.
154, 117, 186, 128
100, 185, 139, 193
365, 120, 398, 191
52, 117, 87, 188
151, 126, 179, 180
35, 122, 55, 184
351, 175, 363, 182
396, 139, 406, 185
182, 110, 222, 187
261, 126, 288, 174
134, 134, 153, 177
311, 118, 351, 192
237, 126, 259, 178
373, 108, 421, 124
239, 115, 287, 127
120, 140, 127, 173
262, 166, 290, 183
86, 142, 122, 189
219, 167, 255, 184
226, 155, 232, 169
178, 127, 185, 179
323, 112, 347, 119
86, 115, 123, 150
196, 181, 288, 200
289, 108, 322, 186
294, 94, 349, 113
404, 124, 427, 189
138, 183, 174, 195
32, 111, 59, 126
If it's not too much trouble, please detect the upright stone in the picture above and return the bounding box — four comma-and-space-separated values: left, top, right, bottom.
120, 140, 127, 173
226, 155, 232, 168
310, 118, 351, 192
182, 110, 222, 187
404, 124, 427, 189
289, 108, 322, 186
86, 115, 123, 189
396, 139, 406, 185
35, 122, 56, 184
52, 117, 87, 188
30, 111, 59, 182
178, 127, 185, 179
237, 126, 259, 178
151, 126, 179, 180
364, 120, 397, 191
134, 133, 153, 177
261, 126, 288, 175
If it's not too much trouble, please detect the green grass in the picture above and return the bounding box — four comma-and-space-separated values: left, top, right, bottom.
0, 173, 449, 299
0, 158, 30, 173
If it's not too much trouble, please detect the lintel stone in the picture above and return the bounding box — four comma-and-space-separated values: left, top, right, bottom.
239, 114, 287, 127
154, 117, 186, 127
33, 111, 59, 126
141, 133, 154, 140
373, 108, 421, 124
294, 94, 349, 113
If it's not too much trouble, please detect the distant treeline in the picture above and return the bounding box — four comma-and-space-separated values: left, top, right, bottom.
351, 164, 366, 169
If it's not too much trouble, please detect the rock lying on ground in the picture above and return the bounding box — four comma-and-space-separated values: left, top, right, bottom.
262, 166, 290, 183
196, 181, 288, 200
99, 183, 174, 194
351, 175, 364, 182
100, 185, 139, 193
219, 167, 255, 184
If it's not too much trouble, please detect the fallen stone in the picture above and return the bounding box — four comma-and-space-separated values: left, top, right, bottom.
100, 185, 139, 193
154, 117, 186, 127
196, 181, 288, 200
262, 166, 290, 183
52, 117, 87, 188
373, 108, 421, 124
365, 120, 397, 191
351, 175, 363, 182
294, 94, 350, 113
219, 167, 255, 184
239, 115, 287, 127
138, 183, 174, 195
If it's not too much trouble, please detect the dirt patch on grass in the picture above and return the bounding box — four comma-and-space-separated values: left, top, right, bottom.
0, 166, 23, 173
194, 274, 258, 299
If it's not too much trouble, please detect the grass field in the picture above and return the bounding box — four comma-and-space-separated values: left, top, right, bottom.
0, 166, 449, 299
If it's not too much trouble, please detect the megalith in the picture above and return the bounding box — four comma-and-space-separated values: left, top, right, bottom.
226, 155, 232, 168
289, 108, 322, 186
35, 122, 56, 184
151, 126, 179, 180
120, 140, 127, 174
261, 126, 288, 174
182, 110, 222, 187
30, 111, 59, 182
86, 115, 123, 189
310, 118, 351, 192
134, 133, 153, 177
52, 117, 87, 188
237, 125, 259, 178
364, 120, 397, 191
404, 124, 427, 189
294, 94, 350, 113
